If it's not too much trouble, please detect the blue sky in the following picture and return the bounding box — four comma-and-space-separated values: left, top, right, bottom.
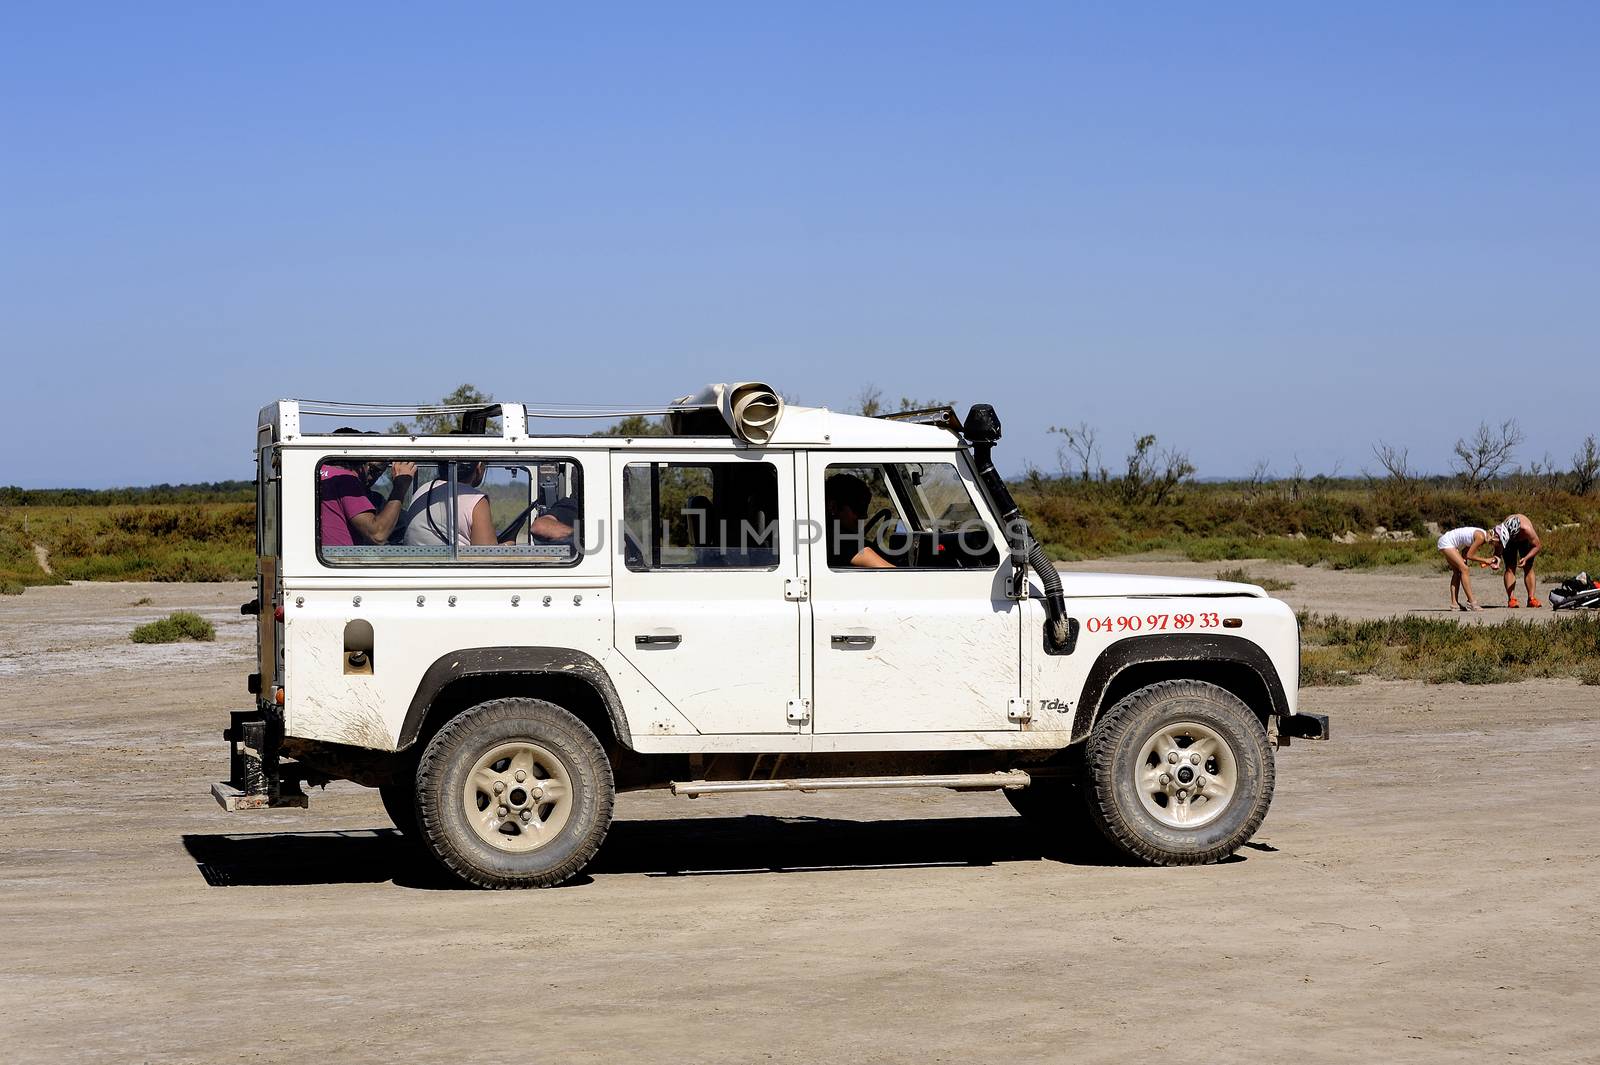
2, 3, 1595, 488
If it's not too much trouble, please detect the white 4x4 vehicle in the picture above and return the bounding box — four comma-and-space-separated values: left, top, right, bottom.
221, 383, 1326, 887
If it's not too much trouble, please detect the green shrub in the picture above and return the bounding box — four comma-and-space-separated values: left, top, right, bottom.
130, 610, 216, 644
1215, 566, 1295, 591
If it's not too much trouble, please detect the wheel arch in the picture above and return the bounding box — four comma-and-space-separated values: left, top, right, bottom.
1071, 634, 1289, 742
397, 647, 632, 755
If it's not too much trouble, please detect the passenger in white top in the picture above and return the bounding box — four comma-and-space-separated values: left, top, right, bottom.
1435, 526, 1501, 612
402, 461, 498, 548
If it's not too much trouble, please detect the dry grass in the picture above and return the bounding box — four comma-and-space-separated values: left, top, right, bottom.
1, 504, 253, 592
1298, 612, 1600, 686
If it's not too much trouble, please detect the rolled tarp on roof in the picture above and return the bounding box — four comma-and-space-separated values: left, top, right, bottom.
671, 381, 785, 444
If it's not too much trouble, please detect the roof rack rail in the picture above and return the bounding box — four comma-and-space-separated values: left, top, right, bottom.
263, 397, 708, 443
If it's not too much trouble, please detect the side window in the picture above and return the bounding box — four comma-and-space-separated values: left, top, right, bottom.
317, 457, 582, 566
622, 461, 779, 571
822, 462, 998, 570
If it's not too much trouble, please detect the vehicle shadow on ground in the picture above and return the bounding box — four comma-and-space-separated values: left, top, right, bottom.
181, 814, 1225, 889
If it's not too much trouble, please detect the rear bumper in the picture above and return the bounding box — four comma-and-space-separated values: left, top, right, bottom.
1280, 712, 1330, 742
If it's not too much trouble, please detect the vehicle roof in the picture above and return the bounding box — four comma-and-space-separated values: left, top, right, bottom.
258, 393, 964, 451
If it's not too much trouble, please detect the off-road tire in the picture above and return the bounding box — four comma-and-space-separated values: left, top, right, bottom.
1083, 680, 1274, 866
416, 697, 614, 888
379, 781, 418, 839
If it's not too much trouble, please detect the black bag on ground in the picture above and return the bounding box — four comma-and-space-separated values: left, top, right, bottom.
1549, 572, 1600, 610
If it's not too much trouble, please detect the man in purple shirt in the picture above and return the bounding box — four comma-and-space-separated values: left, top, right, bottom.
319, 459, 417, 547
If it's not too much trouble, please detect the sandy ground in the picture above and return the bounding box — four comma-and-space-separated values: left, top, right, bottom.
2, 579, 1597, 1064
1062, 555, 1569, 622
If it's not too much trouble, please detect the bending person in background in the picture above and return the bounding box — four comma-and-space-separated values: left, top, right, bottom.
402, 460, 497, 547
1493, 514, 1543, 608
1436, 525, 1498, 612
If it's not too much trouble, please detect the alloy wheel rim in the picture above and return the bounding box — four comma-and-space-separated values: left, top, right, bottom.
1134, 720, 1237, 829
461, 741, 574, 851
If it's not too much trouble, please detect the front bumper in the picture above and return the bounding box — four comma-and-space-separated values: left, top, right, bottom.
1279, 712, 1330, 743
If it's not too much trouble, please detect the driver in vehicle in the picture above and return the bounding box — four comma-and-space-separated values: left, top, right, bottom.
824, 473, 895, 569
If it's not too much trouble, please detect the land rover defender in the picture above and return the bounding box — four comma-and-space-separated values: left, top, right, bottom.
220, 382, 1327, 887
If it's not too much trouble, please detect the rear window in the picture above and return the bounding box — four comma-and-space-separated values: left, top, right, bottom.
316, 456, 582, 566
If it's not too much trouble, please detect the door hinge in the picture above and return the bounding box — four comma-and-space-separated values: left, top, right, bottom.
1008, 698, 1032, 723
787, 698, 811, 725
784, 577, 809, 602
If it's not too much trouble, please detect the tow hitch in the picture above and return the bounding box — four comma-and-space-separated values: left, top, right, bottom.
211, 710, 308, 811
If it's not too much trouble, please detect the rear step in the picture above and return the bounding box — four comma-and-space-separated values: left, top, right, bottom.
671, 770, 1030, 798
211, 780, 307, 811
212, 709, 308, 811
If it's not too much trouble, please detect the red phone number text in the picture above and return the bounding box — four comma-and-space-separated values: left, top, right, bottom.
1084, 612, 1221, 634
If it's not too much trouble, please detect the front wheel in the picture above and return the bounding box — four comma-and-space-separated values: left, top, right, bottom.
1083, 680, 1274, 865
416, 697, 614, 888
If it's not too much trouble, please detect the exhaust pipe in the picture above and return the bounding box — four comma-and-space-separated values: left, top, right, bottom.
965, 404, 1074, 653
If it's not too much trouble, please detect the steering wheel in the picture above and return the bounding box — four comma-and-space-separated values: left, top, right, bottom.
864, 507, 894, 546
497, 503, 537, 544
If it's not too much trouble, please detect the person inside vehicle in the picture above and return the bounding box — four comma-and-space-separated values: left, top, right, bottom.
1435, 525, 1499, 612
403, 460, 498, 547
318, 438, 417, 548
824, 473, 895, 569
1494, 514, 1543, 608
529, 496, 578, 542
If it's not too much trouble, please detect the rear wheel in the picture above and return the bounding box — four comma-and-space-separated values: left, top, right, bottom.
1083, 680, 1273, 865
416, 697, 614, 888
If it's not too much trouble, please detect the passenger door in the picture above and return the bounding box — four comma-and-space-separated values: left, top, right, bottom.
807, 453, 1022, 734
610, 451, 804, 734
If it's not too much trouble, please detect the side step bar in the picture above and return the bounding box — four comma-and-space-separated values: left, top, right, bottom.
671, 770, 1030, 798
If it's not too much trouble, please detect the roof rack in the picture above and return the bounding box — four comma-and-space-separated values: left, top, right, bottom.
263, 398, 720, 443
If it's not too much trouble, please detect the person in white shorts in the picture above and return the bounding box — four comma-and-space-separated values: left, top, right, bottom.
1436, 526, 1501, 612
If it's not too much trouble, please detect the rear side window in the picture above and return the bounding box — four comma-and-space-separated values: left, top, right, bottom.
622, 461, 779, 570
316, 457, 582, 566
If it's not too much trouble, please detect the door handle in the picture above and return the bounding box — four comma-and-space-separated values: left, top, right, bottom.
830, 634, 876, 649
635, 634, 682, 647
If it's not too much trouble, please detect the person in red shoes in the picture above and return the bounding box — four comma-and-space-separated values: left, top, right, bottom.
1492, 514, 1543, 607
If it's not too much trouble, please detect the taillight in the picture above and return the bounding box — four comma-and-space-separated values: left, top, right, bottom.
273, 605, 285, 622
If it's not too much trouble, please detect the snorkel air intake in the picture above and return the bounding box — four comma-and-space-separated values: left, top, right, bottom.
965, 404, 1074, 653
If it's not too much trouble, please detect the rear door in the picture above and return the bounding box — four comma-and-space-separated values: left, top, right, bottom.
610, 451, 804, 734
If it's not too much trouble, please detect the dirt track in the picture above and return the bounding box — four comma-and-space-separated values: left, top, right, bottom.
2, 580, 1597, 1063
